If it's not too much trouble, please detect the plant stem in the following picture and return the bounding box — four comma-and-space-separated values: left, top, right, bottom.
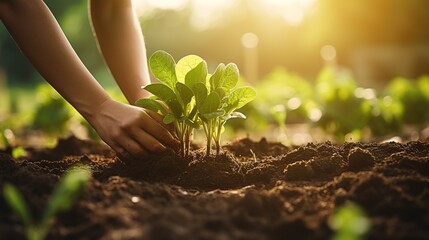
205, 120, 212, 156
214, 120, 223, 156
184, 125, 191, 157
178, 122, 185, 158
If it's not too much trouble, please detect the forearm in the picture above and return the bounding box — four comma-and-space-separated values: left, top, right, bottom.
90, 0, 151, 104
0, 0, 110, 120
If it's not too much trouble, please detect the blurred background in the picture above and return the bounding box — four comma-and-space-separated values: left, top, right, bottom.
1, 0, 429, 148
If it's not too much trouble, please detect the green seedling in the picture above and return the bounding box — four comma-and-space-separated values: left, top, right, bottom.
269, 104, 289, 145
197, 62, 256, 155
136, 51, 205, 157
329, 202, 371, 240
136, 50, 256, 157
3, 165, 91, 240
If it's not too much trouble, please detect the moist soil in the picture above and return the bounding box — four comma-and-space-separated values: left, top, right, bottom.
0, 136, 428, 240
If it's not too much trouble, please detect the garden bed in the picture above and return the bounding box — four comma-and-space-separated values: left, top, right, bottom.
1, 136, 428, 239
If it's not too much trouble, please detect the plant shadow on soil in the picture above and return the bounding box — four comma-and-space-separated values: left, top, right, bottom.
0, 136, 428, 239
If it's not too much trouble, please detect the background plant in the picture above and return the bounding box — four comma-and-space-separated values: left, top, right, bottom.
31, 84, 74, 136
3, 165, 91, 240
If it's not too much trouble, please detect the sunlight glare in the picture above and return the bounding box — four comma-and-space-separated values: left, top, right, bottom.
241, 32, 259, 49
132, 0, 188, 16
256, 0, 316, 25
320, 45, 337, 62
287, 97, 302, 110
146, 0, 187, 10
308, 108, 322, 122
190, 0, 237, 29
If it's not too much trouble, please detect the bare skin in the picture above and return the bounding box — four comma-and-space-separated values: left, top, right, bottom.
0, 0, 179, 158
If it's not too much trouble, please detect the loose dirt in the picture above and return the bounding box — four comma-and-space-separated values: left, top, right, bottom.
1, 136, 428, 239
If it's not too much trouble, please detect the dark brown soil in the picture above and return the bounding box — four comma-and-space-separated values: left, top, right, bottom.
0, 136, 428, 239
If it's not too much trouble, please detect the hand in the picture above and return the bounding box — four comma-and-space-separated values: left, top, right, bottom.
86, 98, 179, 159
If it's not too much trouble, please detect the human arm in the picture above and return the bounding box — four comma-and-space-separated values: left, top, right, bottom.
0, 0, 179, 158
89, 0, 149, 104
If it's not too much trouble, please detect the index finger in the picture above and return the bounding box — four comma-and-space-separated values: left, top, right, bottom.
138, 111, 180, 149
145, 110, 177, 137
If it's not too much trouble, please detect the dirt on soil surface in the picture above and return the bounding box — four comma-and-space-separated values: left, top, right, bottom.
0, 136, 428, 240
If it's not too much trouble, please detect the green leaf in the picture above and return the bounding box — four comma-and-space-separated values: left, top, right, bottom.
225, 87, 256, 114
42, 165, 91, 227
222, 63, 239, 90
201, 110, 225, 120
189, 105, 198, 119
185, 61, 208, 88
144, 84, 175, 102
135, 98, 167, 115
166, 98, 183, 118
163, 114, 176, 124
209, 63, 225, 91
225, 111, 246, 120
200, 92, 221, 114
3, 183, 33, 227
192, 82, 208, 109
149, 50, 177, 89
214, 87, 227, 100
175, 82, 194, 106
176, 55, 204, 83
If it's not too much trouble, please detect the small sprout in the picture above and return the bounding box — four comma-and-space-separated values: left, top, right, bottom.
270, 104, 289, 145
3, 165, 91, 240
12, 146, 27, 159
329, 202, 371, 240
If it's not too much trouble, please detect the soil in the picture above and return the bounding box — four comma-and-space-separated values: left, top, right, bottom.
0, 136, 428, 240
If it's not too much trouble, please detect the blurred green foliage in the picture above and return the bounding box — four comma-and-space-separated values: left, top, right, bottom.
3, 165, 91, 240
31, 84, 73, 135
329, 202, 371, 240
315, 68, 371, 141
385, 76, 429, 126
240, 66, 429, 142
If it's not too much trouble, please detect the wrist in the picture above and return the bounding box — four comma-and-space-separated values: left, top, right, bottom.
129, 88, 152, 105
76, 95, 113, 122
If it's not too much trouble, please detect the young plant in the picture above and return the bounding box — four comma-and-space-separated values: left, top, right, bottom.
194, 63, 256, 155
136, 50, 256, 157
3, 165, 91, 240
269, 104, 289, 145
136, 50, 206, 157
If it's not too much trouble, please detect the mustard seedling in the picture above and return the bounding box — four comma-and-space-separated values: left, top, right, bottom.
136, 50, 255, 157
3, 165, 91, 240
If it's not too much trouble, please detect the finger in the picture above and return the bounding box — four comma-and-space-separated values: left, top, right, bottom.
108, 142, 133, 163
139, 111, 180, 148
115, 136, 149, 159
146, 110, 176, 134
146, 110, 163, 122
128, 127, 167, 153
